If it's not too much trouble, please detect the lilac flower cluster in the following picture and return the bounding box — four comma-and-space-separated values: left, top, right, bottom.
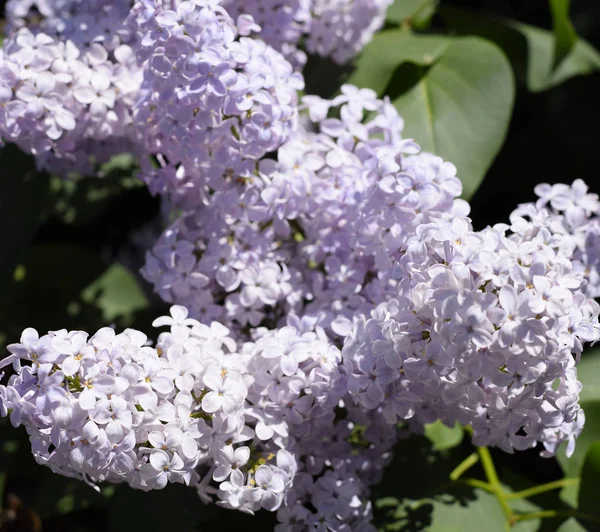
0, 0, 141, 174
222, 0, 393, 66
142, 86, 468, 339
0, 306, 391, 528
342, 207, 600, 456
0, 0, 304, 179
130, 0, 303, 205
2, 0, 600, 530
514, 179, 600, 298
0, 306, 295, 505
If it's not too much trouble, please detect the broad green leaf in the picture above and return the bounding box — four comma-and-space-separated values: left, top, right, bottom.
31, 471, 110, 519
391, 37, 514, 199
557, 518, 588, 531
424, 421, 464, 451
549, 0, 578, 67
373, 436, 546, 531
558, 350, 600, 473
377, 485, 543, 531
577, 349, 600, 404
81, 264, 149, 323
348, 31, 451, 95
578, 442, 600, 520
555, 401, 600, 507
440, 6, 600, 92
557, 350, 600, 504
377, 489, 504, 532
386, 0, 438, 29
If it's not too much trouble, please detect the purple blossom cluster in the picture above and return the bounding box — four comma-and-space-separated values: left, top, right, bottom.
142, 86, 468, 339
0, 307, 297, 505
0, 306, 391, 528
343, 207, 600, 456
223, 0, 393, 66
2, 1, 600, 530
0, 0, 141, 174
130, 0, 304, 203
516, 179, 600, 298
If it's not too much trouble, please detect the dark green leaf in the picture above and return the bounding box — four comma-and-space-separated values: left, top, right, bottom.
557, 518, 588, 531
386, 0, 439, 29
578, 442, 600, 518
440, 6, 600, 92
373, 436, 542, 531
377, 488, 505, 532
556, 350, 600, 505
390, 37, 514, 199
108, 483, 276, 532
0, 245, 108, 346
549, 0, 578, 67
557, 350, 600, 475
348, 31, 450, 95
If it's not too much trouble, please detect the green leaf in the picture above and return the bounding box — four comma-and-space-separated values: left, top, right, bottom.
386, 0, 439, 29
31, 471, 110, 519
81, 264, 149, 323
424, 421, 464, 451
577, 350, 600, 404
377, 488, 504, 532
557, 518, 588, 531
556, 350, 600, 504
578, 442, 600, 517
377, 484, 544, 531
348, 31, 451, 95
549, 0, 578, 67
440, 6, 600, 92
373, 436, 538, 531
390, 37, 514, 199
557, 400, 600, 480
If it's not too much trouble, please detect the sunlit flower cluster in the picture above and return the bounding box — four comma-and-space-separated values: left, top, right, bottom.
2, 1, 600, 530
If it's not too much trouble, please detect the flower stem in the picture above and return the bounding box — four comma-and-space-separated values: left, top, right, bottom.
449, 452, 479, 481
477, 446, 514, 522
460, 478, 495, 493
505, 478, 580, 500
514, 509, 600, 525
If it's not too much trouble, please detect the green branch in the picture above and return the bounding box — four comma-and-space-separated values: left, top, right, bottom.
477, 446, 514, 521
505, 478, 580, 500
449, 452, 479, 481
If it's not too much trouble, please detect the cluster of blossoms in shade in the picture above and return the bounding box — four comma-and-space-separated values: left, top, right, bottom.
1, 0, 600, 530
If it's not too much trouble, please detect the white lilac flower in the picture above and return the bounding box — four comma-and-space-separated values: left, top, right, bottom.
342, 207, 600, 456
222, 0, 393, 66
130, 0, 303, 207
142, 85, 464, 341
0, 0, 142, 175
